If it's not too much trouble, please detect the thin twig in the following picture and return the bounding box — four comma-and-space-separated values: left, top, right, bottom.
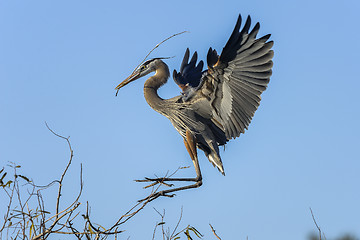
153, 209, 166, 240
209, 224, 221, 240
0, 169, 16, 232
86, 184, 161, 237
13, 170, 27, 240
116, 31, 188, 96
310, 207, 323, 240
137, 31, 188, 70
32, 202, 81, 240
36, 189, 46, 236
32, 124, 83, 240
170, 206, 183, 238
152, 221, 158, 240
45, 122, 74, 216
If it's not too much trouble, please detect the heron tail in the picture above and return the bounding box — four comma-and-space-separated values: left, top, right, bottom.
205, 147, 225, 176
196, 128, 226, 176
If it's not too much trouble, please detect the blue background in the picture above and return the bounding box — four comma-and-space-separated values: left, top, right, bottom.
1, 0, 359, 239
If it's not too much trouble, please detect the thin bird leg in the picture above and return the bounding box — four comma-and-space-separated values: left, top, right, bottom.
138, 131, 203, 202
184, 130, 202, 182
184, 137, 195, 162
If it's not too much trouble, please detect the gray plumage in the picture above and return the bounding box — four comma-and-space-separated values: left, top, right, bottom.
115, 14, 273, 177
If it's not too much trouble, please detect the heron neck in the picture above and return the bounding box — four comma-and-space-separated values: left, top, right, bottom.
143, 62, 170, 111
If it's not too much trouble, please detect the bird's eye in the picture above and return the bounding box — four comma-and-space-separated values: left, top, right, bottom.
140, 65, 146, 70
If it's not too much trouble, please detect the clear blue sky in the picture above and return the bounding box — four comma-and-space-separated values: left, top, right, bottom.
1, 0, 359, 239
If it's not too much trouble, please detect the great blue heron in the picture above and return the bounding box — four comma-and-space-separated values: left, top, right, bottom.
115, 15, 273, 201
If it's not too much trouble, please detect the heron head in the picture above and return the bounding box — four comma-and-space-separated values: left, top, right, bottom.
115, 58, 163, 92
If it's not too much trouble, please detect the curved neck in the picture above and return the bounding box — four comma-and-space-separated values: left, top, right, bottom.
143, 61, 170, 112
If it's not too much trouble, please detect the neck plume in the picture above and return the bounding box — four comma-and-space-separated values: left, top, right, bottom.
143, 60, 170, 112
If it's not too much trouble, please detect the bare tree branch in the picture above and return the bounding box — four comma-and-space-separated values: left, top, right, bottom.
310, 207, 327, 240
1, 124, 210, 240
170, 206, 183, 238
209, 224, 222, 240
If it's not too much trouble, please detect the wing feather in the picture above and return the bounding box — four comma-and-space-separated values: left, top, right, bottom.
176, 14, 273, 140
173, 48, 204, 89
237, 50, 274, 66
196, 14, 274, 139
240, 61, 273, 72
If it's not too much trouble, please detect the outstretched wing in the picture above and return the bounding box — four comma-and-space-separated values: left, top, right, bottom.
194, 14, 274, 140
173, 48, 204, 90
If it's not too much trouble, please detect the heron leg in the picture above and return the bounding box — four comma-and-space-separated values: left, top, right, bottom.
137, 131, 203, 202
184, 130, 202, 182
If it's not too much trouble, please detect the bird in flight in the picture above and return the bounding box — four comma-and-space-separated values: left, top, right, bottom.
115, 14, 274, 201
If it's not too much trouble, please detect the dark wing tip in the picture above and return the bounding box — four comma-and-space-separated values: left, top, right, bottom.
240, 15, 251, 34
225, 15, 242, 49
180, 48, 190, 72
189, 51, 198, 67
219, 15, 246, 63
249, 22, 260, 37
219, 14, 272, 64
174, 49, 204, 89
207, 47, 219, 68
260, 34, 271, 42
197, 60, 204, 71
173, 69, 180, 85
235, 14, 242, 33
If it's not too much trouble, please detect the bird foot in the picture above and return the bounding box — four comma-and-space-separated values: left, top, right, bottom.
135, 174, 202, 202
135, 177, 175, 189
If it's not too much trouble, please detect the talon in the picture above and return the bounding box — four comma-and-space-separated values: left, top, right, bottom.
164, 193, 175, 198
162, 182, 174, 187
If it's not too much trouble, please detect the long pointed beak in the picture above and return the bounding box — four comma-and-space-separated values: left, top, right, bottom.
115, 71, 141, 96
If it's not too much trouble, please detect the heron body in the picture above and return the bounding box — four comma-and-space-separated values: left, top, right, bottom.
116, 15, 273, 197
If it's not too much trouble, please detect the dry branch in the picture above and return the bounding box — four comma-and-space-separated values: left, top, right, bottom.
1, 123, 208, 239
209, 224, 222, 240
